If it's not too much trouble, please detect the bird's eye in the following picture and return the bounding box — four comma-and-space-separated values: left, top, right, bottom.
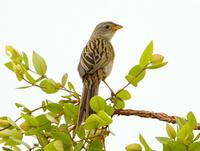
105, 25, 110, 29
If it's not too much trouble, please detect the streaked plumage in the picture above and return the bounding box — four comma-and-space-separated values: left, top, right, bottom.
78, 21, 122, 125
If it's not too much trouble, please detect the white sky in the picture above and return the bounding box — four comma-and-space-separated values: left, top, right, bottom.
0, 0, 200, 150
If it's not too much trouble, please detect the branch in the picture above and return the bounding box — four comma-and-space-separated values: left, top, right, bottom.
114, 109, 200, 130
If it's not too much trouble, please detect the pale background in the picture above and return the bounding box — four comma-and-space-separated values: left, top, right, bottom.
0, 0, 200, 150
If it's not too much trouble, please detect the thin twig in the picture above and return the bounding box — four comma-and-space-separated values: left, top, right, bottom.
102, 79, 115, 96
23, 77, 81, 98
117, 63, 149, 93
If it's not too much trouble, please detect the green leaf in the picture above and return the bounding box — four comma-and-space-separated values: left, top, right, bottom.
189, 142, 200, 151
51, 131, 72, 149
47, 103, 63, 114
36, 132, 49, 147
105, 105, 115, 116
68, 82, 74, 90
0, 119, 10, 128
187, 111, 197, 129
36, 114, 51, 131
7, 117, 19, 129
45, 113, 58, 124
167, 141, 187, 151
12, 64, 24, 81
23, 68, 35, 84
156, 137, 172, 144
166, 124, 176, 139
177, 123, 193, 145
125, 75, 138, 87
84, 114, 101, 130
16, 85, 33, 89
139, 134, 153, 151
61, 95, 73, 99
139, 41, 153, 67
76, 125, 85, 139
176, 117, 187, 130
0, 129, 22, 140
44, 141, 57, 151
15, 103, 31, 113
97, 110, 112, 125
113, 97, 125, 109
53, 140, 64, 151
90, 96, 106, 112
22, 52, 29, 68
5, 62, 15, 72
20, 121, 31, 131
125, 143, 142, 151
61, 73, 68, 86
74, 142, 83, 151
21, 113, 39, 126
58, 124, 69, 133
63, 103, 78, 124
163, 144, 171, 151
116, 90, 131, 100
5, 45, 22, 63
3, 147, 12, 151
126, 65, 146, 87
32, 51, 47, 75
89, 140, 104, 151
13, 146, 21, 151
146, 62, 168, 69
40, 79, 60, 94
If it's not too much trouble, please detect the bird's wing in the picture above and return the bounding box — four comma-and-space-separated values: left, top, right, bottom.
78, 39, 114, 78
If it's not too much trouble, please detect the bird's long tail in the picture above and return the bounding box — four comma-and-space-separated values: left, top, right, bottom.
78, 76, 100, 125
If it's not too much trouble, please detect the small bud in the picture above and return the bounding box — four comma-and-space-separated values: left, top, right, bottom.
20, 121, 31, 131
125, 143, 142, 151
166, 123, 176, 139
0, 119, 10, 128
151, 54, 164, 64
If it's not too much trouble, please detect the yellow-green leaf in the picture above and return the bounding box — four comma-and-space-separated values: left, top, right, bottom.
61, 73, 68, 86
116, 90, 131, 100
47, 103, 63, 114
45, 113, 58, 124
126, 143, 142, 151
40, 79, 60, 94
53, 140, 64, 151
5, 45, 22, 63
97, 110, 112, 125
139, 134, 153, 151
32, 51, 47, 75
0, 119, 10, 128
21, 113, 39, 126
5, 62, 15, 72
166, 124, 176, 139
22, 52, 29, 68
139, 41, 153, 67
113, 97, 125, 109
90, 96, 106, 112
146, 62, 167, 69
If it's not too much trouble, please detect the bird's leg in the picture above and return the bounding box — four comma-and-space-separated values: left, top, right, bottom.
102, 79, 115, 97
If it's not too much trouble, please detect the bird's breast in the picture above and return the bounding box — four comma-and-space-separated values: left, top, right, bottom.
103, 60, 114, 77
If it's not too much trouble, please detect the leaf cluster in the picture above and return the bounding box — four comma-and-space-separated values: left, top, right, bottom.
0, 41, 170, 151
126, 112, 200, 151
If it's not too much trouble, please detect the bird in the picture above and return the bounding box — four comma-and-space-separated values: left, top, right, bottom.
77, 21, 123, 125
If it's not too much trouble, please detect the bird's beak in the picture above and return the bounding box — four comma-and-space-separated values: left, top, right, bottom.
112, 24, 123, 31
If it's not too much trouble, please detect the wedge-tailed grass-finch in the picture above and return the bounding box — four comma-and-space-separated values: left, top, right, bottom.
78, 21, 122, 125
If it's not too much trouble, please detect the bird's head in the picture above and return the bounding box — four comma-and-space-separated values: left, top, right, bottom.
90, 21, 123, 41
